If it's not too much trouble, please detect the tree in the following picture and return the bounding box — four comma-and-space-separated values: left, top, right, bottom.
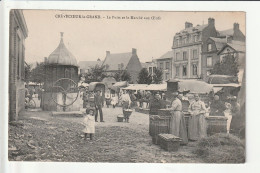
137, 68, 153, 84
152, 68, 163, 84
113, 71, 122, 81
84, 65, 107, 83
210, 54, 239, 76
24, 64, 31, 84
30, 62, 46, 84
120, 70, 131, 82
113, 70, 131, 82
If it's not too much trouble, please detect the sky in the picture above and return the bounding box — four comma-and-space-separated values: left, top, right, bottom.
23, 10, 245, 64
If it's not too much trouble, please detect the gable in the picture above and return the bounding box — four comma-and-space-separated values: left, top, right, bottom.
102, 52, 132, 71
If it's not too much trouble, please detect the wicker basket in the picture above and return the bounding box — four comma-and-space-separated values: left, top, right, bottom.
206, 116, 228, 135
158, 133, 182, 152
117, 115, 124, 122
151, 115, 171, 144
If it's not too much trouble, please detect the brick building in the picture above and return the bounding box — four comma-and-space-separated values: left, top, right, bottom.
9, 10, 28, 121
171, 18, 218, 79
201, 23, 245, 80
102, 48, 142, 83
156, 51, 173, 81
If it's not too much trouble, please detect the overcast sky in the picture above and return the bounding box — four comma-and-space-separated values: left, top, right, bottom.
23, 10, 245, 64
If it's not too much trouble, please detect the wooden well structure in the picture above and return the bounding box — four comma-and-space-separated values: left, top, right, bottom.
42, 32, 80, 111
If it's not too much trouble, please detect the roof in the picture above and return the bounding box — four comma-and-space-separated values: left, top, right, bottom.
102, 52, 132, 71
227, 41, 246, 52
218, 41, 246, 54
209, 37, 227, 50
177, 24, 208, 36
157, 51, 174, 60
78, 60, 103, 70
218, 29, 234, 37
47, 33, 78, 66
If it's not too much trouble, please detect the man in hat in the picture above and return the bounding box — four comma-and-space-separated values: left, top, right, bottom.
188, 93, 207, 140
94, 90, 104, 122
168, 92, 188, 145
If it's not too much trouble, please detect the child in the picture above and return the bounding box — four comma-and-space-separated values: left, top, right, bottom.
83, 107, 96, 140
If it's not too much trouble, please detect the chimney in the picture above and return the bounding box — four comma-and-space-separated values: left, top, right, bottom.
234, 23, 239, 31
106, 51, 110, 56
208, 18, 215, 26
132, 48, 137, 55
185, 22, 193, 29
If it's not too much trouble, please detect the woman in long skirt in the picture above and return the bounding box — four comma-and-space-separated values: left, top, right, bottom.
169, 93, 188, 145
120, 90, 131, 122
188, 94, 207, 141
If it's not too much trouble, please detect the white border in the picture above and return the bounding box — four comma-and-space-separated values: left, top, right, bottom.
1, 1, 260, 173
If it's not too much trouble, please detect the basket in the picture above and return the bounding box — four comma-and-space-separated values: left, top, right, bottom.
123, 109, 133, 118
151, 115, 171, 145
158, 133, 182, 152
206, 116, 228, 135
117, 115, 124, 122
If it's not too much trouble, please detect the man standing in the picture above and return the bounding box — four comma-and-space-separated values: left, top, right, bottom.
94, 90, 104, 122
188, 94, 207, 141
169, 92, 188, 145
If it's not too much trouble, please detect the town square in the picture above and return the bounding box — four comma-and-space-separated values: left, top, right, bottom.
8, 10, 245, 163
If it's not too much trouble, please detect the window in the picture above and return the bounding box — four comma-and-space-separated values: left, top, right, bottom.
176, 52, 181, 61
160, 62, 163, 70
166, 62, 170, 70
153, 67, 156, 73
17, 35, 21, 78
149, 67, 152, 74
207, 57, 213, 67
183, 65, 187, 76
165, 73, 170, 80
193, 49, 198, 59
208, 44, 212, 51
183, 51, 187, 60
195, 35, 198, 42
176, 66, 180, 77
192, 64, 198, 75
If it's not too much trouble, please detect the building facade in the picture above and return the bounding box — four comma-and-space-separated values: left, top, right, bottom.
141, 59, 157, 76
171, 18, 218, 79
102, 48, 143, 83
156, 51, 173, 81
9, 10, 28, 121
78, 59, 103, 74
201, 23, 245, 81
218, 41, 246, 83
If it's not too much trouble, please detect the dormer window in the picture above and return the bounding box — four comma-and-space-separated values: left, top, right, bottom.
208, 44, 212, 51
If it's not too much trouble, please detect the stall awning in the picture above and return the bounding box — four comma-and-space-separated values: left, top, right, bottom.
145, 83, 167, 91
122, 84, 148, 90
213, 87, 223, 93
178, 80, 213, 94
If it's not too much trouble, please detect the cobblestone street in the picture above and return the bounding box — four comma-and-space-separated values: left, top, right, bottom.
8, 106, 201, 163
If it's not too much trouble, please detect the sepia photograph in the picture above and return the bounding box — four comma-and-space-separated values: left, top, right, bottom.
8, 10, 246, 163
